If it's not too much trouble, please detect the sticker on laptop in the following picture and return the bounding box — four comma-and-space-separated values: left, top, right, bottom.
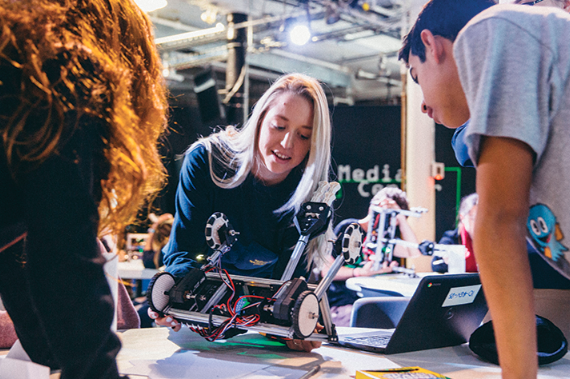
442, 284, 482, 307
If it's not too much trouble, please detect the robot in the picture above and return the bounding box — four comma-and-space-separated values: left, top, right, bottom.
146, 182, 363, 343
364, 204, 435, 275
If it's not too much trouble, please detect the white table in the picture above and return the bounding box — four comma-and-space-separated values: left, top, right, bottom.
3, 326, 569, 378
346, 273, 434, 298
118, 260, 160, 298
118, 260, 160, 280
115, 326, 570, 379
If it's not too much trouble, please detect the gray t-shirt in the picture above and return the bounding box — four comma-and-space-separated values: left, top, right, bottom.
455, 4, 570, 279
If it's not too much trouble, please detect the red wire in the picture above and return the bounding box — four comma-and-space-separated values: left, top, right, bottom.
232, 295, 265, 314
189, 268, 280, 341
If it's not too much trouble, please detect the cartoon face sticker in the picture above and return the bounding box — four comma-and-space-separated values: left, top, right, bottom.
527, 204, 568, 262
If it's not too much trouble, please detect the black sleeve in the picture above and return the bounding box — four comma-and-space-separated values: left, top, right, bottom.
431, 229, 459, 273
438, 229, 460, 245
162, 145, 215, 278
431, 255, 449, 273
18, 119, 122, 379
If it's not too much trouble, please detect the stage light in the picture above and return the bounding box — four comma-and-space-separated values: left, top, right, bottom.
134, 0, 167, 13
289, 24, 311, 46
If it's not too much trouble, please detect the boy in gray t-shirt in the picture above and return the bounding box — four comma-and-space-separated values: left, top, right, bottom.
399, 0, 570, 377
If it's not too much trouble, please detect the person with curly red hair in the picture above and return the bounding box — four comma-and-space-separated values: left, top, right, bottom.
0, 0, 168, 377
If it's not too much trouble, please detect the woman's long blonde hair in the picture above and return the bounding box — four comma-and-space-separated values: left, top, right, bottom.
191, 73, 333, 267
0, 0, 168, 235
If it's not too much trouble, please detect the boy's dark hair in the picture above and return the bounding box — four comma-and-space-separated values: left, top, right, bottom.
398, 0, 496, 64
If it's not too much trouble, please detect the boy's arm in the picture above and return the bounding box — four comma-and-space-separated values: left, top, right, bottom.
475, 136, 537, 379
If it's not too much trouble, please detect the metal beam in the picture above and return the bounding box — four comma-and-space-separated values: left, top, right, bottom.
155, 23, 226, 51
248, 50, 351, 88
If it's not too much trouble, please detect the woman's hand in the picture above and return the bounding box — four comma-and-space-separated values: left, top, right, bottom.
150, 308, 324, 352
286, 324, 324, 352
148, 308, 182, 332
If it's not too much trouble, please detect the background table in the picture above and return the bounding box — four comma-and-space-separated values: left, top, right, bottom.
345, 273, 430, 298
118, 260, 160, 281
118, 260, 160, 298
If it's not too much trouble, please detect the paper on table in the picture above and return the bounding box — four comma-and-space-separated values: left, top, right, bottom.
0, 340, 50, 379
0, 358, 50, 379
6, 340, 30, 361
120, 350, 307, 379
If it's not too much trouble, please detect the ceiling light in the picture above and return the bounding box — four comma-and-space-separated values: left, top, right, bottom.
134, 0, 167, 13
289, 24, 311, 46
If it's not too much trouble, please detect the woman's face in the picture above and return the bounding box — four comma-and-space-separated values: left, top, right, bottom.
255, 92, 313, 185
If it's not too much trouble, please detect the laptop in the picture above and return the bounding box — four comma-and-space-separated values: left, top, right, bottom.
336, 273, 488, 354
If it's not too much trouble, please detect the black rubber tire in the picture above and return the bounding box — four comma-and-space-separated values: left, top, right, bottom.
147, 271, 176, 314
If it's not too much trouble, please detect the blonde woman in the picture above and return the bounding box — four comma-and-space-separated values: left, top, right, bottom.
152, 73, 333, 351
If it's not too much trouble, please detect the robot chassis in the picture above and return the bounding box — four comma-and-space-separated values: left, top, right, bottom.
365, 204, 435, 275
146, 182, 364, 343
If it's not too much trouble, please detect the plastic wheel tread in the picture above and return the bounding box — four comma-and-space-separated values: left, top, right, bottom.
205, 212, 229, 249
147, 272, 176, 313
342, 223, 363, 264
291, 291, 319, 339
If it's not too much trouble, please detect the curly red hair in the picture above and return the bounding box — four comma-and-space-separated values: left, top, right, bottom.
0, 0, 168, 235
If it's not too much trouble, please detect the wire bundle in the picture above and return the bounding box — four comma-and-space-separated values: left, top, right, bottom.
189, 264, 267, 341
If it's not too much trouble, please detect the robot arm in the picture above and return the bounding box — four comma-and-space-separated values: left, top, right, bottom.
280, 181, 340, 282
366, 206, 433, 271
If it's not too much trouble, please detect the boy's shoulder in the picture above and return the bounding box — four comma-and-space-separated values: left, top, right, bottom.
455, 3, 570, 64
470, 3, 531, 21
463, 3, 570, 36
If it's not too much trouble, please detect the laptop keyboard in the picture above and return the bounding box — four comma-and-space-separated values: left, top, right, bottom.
343, 335, 391, 348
